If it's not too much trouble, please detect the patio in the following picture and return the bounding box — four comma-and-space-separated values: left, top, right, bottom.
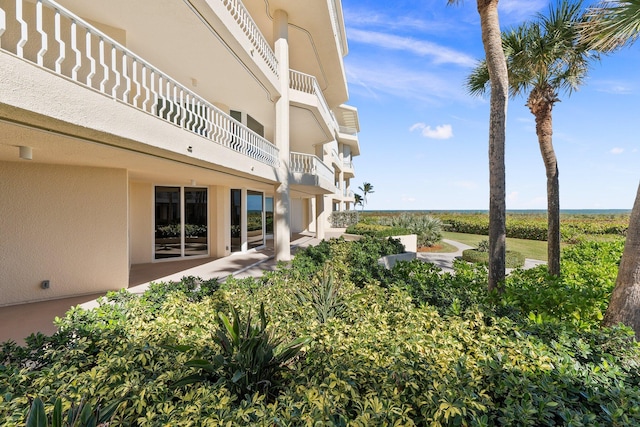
0, 231, 343, 344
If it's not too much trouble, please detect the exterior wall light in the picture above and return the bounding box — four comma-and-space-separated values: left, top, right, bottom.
19, 146, 33, 160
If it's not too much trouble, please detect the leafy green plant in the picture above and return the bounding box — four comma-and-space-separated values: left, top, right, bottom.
378, 212, 444, 247
462, 248, 525, 268
174, 303, 311, 399
25, 396, 120, 427
477, 239, 490, 252
295, 265, 346, 323
345, 222, 411, 238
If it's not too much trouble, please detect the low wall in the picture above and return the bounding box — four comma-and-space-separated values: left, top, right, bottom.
378, 252, 417, 269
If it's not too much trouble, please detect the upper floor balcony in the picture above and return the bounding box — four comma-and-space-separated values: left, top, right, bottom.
289, 69, 339, 151
289, 151, 335, 194
335, 105, 361, 156
0, 0, 279, 172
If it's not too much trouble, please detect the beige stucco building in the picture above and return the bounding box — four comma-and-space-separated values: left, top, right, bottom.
0, 0, 360, 306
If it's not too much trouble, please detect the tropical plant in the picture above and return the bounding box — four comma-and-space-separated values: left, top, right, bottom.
295, 265, 346, 323
173, 303, 311, 398
448, 0, 509, 293
468, 0, 596, 277
354, 193, 364, 211
25, 396, 120, 427
357, 182, 374, 210
582, 0, 640, 337
378, 213, 444, 247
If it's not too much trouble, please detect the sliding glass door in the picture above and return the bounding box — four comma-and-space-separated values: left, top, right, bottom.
247, 191, 264, 249
230, 189, 265, 252
155, 186, 208, 260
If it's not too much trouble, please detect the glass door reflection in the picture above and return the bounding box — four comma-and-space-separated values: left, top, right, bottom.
185, 187, 208, 257
247, 190, 264, 249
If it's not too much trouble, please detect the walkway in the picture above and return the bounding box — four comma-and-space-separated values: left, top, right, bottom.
0, 231, 341, 344
418, 239, 546, 272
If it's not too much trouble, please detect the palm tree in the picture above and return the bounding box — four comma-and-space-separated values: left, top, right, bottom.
581, 0, 640, 337
448, 0, 508, 293
354, 193, 364, 211
358, 183, 374, 209
467, 0, 595, 276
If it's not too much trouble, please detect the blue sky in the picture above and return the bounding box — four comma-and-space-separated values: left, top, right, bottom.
342, 0, 640, 211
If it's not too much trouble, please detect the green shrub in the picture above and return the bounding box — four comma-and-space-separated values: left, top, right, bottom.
503, 240, 624, 328
2, 238, 639, 426
462, 249, 526, 268
345, 222, 411, 238
378, 213, 444, 247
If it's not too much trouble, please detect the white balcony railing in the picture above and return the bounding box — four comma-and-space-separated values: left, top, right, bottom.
290, 152, 334, 184
220, 0, 278, 77
289, 69, 338, 131
332, 149, 340, 162
0, 0, 279, 167
328, 0, 346, 56
343, 159, 353, 170
339, 125, 358, 136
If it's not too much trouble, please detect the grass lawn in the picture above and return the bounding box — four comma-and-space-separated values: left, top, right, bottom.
442, 231, 551, 261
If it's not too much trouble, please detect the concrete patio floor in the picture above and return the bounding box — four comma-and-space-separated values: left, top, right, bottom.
0, 231, 342, 344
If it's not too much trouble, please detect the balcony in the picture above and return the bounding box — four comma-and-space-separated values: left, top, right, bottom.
290, 152, 335, 194
219, 0, 278, 78
0, 0, 279, 167
289, 69, 338, 150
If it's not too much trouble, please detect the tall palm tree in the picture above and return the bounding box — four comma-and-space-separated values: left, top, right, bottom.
448, 0, 508, 293
467, 0, 595, 276
358, 183, 374, 208
582, 0, 640, 337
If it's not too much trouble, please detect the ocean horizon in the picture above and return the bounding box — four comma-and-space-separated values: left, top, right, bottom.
365, 209, 632, 215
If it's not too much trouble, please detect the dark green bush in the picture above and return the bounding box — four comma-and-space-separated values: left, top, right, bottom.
345, 222, 411, 238
462, 249, 526, 268
503, 240, 624, 329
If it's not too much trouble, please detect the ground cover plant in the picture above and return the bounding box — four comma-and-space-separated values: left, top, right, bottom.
1, 237, 639, 426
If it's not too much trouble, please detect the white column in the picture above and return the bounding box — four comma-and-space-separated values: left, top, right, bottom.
339, 170, 345, 210
274, 9, 291, 261
316, 194, 326, 239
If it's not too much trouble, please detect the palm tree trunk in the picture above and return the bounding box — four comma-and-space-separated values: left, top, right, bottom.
602, 183, 640, 338
478, 0, 508, 293
531, 93, 561, 276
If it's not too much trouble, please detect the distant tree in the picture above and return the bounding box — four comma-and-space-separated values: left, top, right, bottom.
582, 0, 640, 337
358, 183, 374, 210
467, 0, 596, 276
447, 0, 508, 293
354, 193, 364, 211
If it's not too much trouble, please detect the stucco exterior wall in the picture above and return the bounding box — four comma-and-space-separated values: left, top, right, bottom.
0, 162, 128, 306
129, 181, 153, 264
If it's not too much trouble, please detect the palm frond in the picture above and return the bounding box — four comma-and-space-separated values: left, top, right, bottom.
582, 0, 640, 51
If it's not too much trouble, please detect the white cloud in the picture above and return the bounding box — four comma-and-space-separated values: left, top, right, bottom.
507, 191, 519, 204
346, 60, 469, 104
401, 195, 417, 203
611, 147, 625, 155
410, 123, 453, 139
499, 0, 547, 21
594, 80, 635, 95
347, 29, 476, 67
